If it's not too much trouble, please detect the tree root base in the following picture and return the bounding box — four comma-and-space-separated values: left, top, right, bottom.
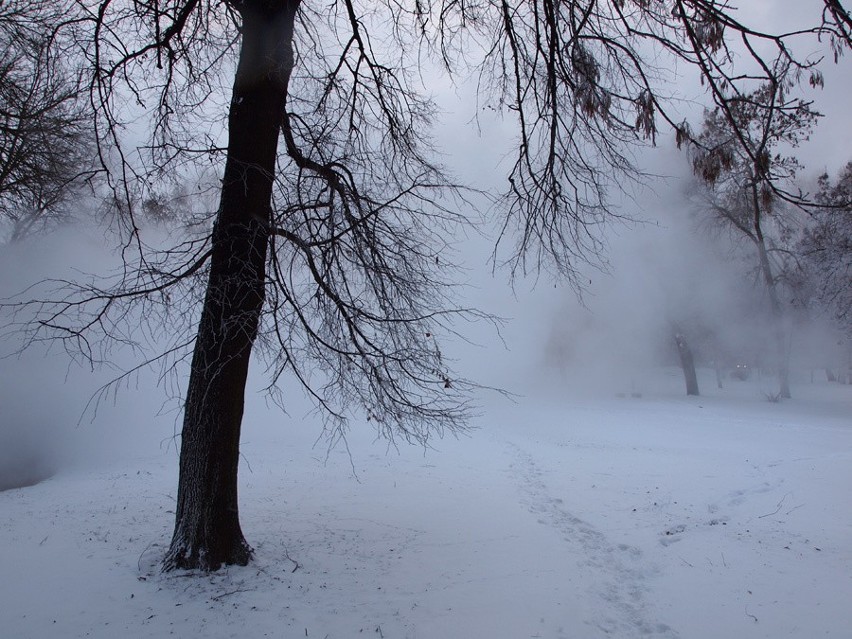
161, 538, 253, 572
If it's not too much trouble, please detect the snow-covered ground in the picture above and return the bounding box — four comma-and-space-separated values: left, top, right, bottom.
1, 369, 850, 639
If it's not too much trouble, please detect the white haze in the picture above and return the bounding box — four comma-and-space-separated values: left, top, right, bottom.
0, 228, 181, 489
1, 0, 851, 485
428, 37, 852, 400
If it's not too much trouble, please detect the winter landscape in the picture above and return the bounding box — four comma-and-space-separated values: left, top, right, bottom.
2, 1, 852, 638
2, 219, 851, 637
1, 362, 850, 638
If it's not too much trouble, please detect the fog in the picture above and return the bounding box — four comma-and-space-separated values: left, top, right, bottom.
428, 39, 852, 399
533, 180, 820, 398
2, 1, 851, 490
431, 162, 842, 403
0, 190, 846, 488
0, 229, 180, 489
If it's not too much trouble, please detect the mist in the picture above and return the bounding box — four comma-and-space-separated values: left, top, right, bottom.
422, 30, 852, 401
537, 188, 756, 397
0, 227, 181, 490
2, 0, 851, 489
530, 159, 848, 400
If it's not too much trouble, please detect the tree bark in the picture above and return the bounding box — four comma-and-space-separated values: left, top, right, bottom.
674, 332, 700, 396
163, 0, 300, 571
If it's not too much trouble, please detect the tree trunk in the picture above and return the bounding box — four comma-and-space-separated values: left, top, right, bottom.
674, 332, 700, 396
163, 0, 300, 572
750, 183, 791, 399
755, 238, 791, 399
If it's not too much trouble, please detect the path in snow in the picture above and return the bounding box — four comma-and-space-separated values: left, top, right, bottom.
509, 442, 678, 638
1, 373, 850, 638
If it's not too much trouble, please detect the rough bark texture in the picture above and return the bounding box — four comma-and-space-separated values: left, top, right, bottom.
674, 333, 700, 396
163, 0, 300, 572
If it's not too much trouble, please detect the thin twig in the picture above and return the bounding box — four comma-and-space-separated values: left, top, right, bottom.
137, 541, 159, 572
745, 606, 759, 623
759, 492, 791, 518
210, 588, 252, 601
283, 548, 301, 573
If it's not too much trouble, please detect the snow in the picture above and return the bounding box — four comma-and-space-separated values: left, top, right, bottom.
1, 369, 850, 638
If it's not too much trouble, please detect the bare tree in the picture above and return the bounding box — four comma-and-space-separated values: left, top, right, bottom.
798, 162, 852, 334
5, 1, 850, 570
672, 326, 699, 396
791, 162, 852, 380
685, 73, 820, 399
0, 1, 95, 241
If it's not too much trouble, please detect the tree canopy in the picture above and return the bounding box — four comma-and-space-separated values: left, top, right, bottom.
0, 1, 94, 241
798, 163, 852, 334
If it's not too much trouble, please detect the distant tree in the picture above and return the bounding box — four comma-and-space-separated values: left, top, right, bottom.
793, 163, 852, 382
685, 73, 820, 399
672, 325, 699, 396
0, 1, 94, 241
8, 1, 851, 570
798, 163, 852, 334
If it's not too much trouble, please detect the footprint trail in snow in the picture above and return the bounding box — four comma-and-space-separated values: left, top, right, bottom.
508, 443, 679, 638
